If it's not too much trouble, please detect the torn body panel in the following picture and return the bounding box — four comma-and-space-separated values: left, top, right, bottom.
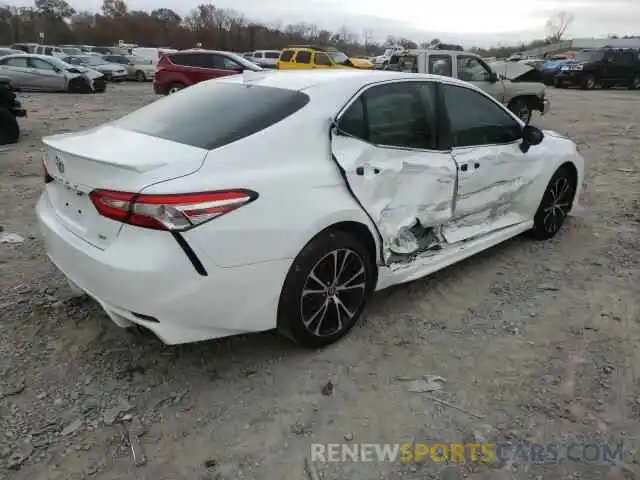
443, 142, 545, 243
330, 133, 457, 262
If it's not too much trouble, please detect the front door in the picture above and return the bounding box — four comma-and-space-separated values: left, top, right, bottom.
330, 80, 458, 261
27, 58, 66, 91
439, 83, 544, 243
456, 55, 505, 103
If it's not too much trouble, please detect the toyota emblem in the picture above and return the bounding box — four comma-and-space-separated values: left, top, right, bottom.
55, 154, 65, 174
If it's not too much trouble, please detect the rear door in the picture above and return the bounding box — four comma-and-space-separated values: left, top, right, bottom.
293, 50, 312, 69
0, 56, 31, 88
330, 80, 457, 260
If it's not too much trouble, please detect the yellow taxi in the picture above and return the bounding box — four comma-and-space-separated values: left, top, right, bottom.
277, 46, 373, 70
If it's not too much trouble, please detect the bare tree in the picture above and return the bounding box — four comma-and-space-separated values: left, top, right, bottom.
363, 28, 372, 52
545, 11, 574, 43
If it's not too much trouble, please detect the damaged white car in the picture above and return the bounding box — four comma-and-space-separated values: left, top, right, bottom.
36, 70, 584, 348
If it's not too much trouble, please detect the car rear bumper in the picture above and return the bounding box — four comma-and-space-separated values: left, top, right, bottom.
36, 191, 290, 344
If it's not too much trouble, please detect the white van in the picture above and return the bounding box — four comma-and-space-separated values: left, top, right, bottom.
247, 50, 280, 68
132, 47, 177, 64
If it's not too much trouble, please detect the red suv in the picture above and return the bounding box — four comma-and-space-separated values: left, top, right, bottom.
154, 50, 263, 95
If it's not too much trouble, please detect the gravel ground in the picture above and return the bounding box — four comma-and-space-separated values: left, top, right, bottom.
0, 83, 639, 480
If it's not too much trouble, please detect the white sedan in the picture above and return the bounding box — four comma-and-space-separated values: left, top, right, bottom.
36, 70, 584, 347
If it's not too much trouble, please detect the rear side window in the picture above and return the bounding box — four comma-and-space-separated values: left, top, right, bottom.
112, 83, 310, 150
280, 50, 294, 61
429, 55, 453, 77
169, 53, 208, 67
295, 51, 311, 64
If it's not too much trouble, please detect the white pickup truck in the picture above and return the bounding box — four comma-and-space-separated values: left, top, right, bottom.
386, 49, 550, 124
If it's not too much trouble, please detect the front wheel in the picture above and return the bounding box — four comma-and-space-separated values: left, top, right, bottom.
509, 98, 532, 124
629, 74, 640, 90
528, 166, 577, 240
135, 70, 146, 82
277, 230, 374, 348
581, 74, 596, 90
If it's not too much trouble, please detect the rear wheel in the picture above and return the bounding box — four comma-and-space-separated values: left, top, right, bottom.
630, 74, 640, 90
277, 230, 374, 348
167, 82, 185, 95
528, 166, 577, 240
0, 107, 19, 145
135, 70, 146, 82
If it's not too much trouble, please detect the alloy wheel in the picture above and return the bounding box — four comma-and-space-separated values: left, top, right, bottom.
300, 248, 367, 337
542, 175, 573, 234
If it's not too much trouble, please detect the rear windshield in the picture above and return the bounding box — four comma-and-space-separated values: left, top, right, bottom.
112, 82, 310, 150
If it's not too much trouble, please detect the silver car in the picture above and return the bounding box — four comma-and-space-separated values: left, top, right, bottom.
0, 54, 106, 92
0, 47, 22, 57
61, 55, 128, 82
101, 54, 155, 81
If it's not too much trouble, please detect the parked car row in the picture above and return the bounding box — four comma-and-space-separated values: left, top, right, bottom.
538, 47, 640, 90
8, 43, 177, 65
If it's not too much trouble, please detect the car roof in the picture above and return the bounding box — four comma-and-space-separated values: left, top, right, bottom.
1, 53, 53, 60
217, 69, 474, 92
174, 49, 233, 55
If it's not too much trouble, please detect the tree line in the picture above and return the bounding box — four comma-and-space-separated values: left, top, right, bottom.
0, 1, 634, 58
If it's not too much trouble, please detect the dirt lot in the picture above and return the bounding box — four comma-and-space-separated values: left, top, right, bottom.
0, 83, 639, 480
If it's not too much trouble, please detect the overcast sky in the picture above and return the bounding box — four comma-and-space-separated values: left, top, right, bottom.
9, 0, 640, 47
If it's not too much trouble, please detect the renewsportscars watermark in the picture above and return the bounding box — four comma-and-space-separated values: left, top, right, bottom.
311, 441, 625, 464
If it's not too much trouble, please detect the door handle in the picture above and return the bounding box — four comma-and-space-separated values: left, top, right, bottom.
355, 167, 380, 175
474, 162, 480, 169
459, 164, 468, 172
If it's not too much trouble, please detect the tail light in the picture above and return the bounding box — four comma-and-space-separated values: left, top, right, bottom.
89, 189, 258, 231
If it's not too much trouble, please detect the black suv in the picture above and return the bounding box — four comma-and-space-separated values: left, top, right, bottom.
555, 47, 640, 90
0, 76, 26, 145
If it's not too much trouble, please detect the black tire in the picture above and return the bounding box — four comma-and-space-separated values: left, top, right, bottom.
135, 70, 146, 82
166, 82, 186, 95
277, 230, 375, 348
68, 77, 91, 93
581, 74, 596, 90
509, 98, 532, 124
629, 74, 640, 90
0, 107, 20, 145
528, 166, 577, 240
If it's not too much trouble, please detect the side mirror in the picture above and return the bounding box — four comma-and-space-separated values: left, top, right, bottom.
520, 125, 544, 153
234, 67, 244, 73
488, 72, 499, 83
53, 67, 62, 73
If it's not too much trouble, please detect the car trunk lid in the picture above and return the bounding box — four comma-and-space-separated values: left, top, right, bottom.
42, 125, 208, 250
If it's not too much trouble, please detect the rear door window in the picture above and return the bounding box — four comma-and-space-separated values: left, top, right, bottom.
265, 51, 280, 59
295, 51, 311, 64
112, 82, 310, 150
280, 50, 294, 61
3, 57, 28, 68
428, 55, 453, 77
